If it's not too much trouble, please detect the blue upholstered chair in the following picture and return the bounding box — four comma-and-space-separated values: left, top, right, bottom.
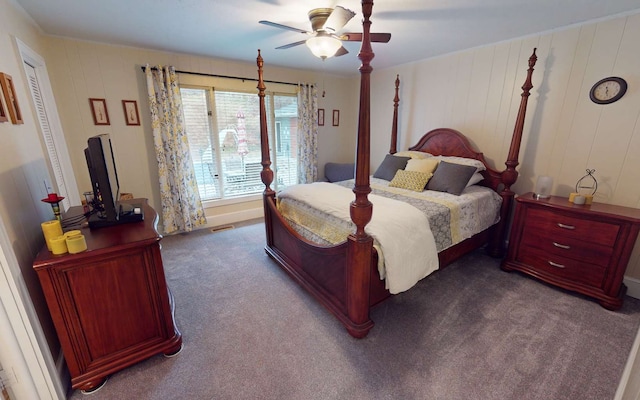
324, 162, 355, 182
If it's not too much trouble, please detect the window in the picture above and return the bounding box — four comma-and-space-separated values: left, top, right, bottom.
181, 86, 298, 201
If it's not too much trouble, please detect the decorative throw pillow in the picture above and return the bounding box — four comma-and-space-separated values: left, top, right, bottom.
435, 155, 486, 172
426, 161, 477, 195
394, 150, 433, 159
373, 154, 411, 181
405, 158, 439, 174
389, 170, 433, 192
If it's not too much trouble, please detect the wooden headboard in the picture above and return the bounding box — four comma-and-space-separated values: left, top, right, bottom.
408, 128, 503, 192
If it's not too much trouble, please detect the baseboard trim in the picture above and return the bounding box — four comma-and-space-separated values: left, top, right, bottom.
615, 322, 640, 399
205, 207, 264, 228
624, 276, 640, 300
56, 350, 70, 395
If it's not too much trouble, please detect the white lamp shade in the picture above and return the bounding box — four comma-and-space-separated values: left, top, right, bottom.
306, 35, 342, 59
534, 175, 553, 199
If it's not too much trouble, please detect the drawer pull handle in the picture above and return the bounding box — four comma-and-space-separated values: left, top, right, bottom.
548, 261, 565, 268
557, 223, 575, 230
552, 242, 571, 250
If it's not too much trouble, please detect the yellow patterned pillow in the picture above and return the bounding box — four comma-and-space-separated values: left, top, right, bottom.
388, 169, 433, 192
394, 150, 432, 159
405, 158, 439, 174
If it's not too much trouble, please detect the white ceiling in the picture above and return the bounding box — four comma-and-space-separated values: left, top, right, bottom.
14, 0, 640, 76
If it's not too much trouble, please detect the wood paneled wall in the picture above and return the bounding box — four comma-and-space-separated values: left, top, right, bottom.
369, 12, 640, 278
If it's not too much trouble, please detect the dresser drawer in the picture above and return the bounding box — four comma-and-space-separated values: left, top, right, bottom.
516, 245, 606, 288
523, 208, 619, 247
521, 229, 614, 266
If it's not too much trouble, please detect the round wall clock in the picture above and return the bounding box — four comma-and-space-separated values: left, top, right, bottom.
589, 76, 627, 104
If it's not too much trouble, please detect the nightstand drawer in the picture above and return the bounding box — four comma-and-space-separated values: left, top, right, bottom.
524, 208, 619, 247
521, 230, 613, 266
517, 246, 606, 288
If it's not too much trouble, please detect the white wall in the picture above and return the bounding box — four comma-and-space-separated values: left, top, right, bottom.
42, 38, 359, 227
0, 0, 68, 397
370, 11, 640, 279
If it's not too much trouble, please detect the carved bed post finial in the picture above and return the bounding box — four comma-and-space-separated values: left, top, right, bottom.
345, 0, 375, 338
390, 74, 400, 154
503, 47, 537, 189
488, 47, 537, 257
256, 50, 274, 198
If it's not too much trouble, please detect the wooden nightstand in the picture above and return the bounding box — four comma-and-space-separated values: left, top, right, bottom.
502, 192, 640, 310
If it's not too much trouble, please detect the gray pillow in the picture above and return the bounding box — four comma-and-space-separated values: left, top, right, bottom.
426, 161, 477, 195
373, 154, 411, 181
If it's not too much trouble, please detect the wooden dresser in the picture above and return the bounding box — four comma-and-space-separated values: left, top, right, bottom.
33, 199, 182, 392
502, 192, 640, 310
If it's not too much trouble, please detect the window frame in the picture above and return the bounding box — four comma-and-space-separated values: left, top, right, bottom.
179, 74, 298, 205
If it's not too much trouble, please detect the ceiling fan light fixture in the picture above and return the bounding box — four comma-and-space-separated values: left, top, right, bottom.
306, 34, 342, 60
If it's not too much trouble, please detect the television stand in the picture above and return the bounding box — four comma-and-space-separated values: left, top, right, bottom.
88, 202, 144, 229
33, 199, 181, 392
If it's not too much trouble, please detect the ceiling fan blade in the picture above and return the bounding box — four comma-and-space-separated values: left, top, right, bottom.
259, 20, 310, 34
334, 46, 349, 57
340, 32, 392, 43
275, 40, 307, 50
322, 5, 356, 32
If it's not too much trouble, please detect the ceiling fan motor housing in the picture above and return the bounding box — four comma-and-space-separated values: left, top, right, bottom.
308, 8, 333, 32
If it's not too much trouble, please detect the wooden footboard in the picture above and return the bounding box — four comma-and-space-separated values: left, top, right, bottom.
263, 194, 388, 337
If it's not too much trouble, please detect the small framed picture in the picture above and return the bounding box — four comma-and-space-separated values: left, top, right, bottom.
332, 109, 340, 127
0, 73, 23, 124
89, 98, 110, 125
122, 100, 140, 126
318, 108, 325, 126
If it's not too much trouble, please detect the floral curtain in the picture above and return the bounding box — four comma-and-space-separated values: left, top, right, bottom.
297, 84, 318, 183
145, 65, 207, 234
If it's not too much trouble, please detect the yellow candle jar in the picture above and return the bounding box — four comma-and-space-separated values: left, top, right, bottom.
49, 236, 68, 255
568, 192, 579, 203
66, 234, 87, 254
41, 220, 63, 251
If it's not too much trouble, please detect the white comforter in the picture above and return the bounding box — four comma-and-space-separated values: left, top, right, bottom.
278, 182, 439, 294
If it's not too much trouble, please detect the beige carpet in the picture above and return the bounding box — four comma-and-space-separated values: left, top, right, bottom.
68, 219, 640, 399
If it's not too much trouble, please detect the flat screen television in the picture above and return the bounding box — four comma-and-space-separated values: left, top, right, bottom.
85, 134, 143, 228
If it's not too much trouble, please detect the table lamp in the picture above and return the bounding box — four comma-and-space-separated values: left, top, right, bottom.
534, 176, 553, 199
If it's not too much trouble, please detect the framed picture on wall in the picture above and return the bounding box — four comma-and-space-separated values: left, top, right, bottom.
0, 81, 7, 123
122, 100, 140, 126
0, 72, 23, 124
332, 109, 340, 127
318, 108, 325, 126
89, 98, 110, 125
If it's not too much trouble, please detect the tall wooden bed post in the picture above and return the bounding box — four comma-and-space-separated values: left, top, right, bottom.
487, 48, 537, 257
346, 0, 376, 338
256, 50, 275, 246
389, 74, 400, 154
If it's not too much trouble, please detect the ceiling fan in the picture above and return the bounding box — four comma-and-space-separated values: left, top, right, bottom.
259, 5, 391, 60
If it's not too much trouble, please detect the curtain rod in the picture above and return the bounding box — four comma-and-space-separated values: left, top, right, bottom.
140, 66, 301, 87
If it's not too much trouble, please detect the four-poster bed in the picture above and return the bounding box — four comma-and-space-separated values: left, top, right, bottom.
256, 0, 537, 338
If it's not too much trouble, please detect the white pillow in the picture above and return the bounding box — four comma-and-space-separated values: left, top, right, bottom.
394, 150, 433, 159
405, 158, 439, 174
435, 155, 486, 172
465, 172, 484, 187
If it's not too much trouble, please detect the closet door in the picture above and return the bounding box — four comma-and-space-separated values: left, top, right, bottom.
18, 38, 80, 211
24, 63, 72, 210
